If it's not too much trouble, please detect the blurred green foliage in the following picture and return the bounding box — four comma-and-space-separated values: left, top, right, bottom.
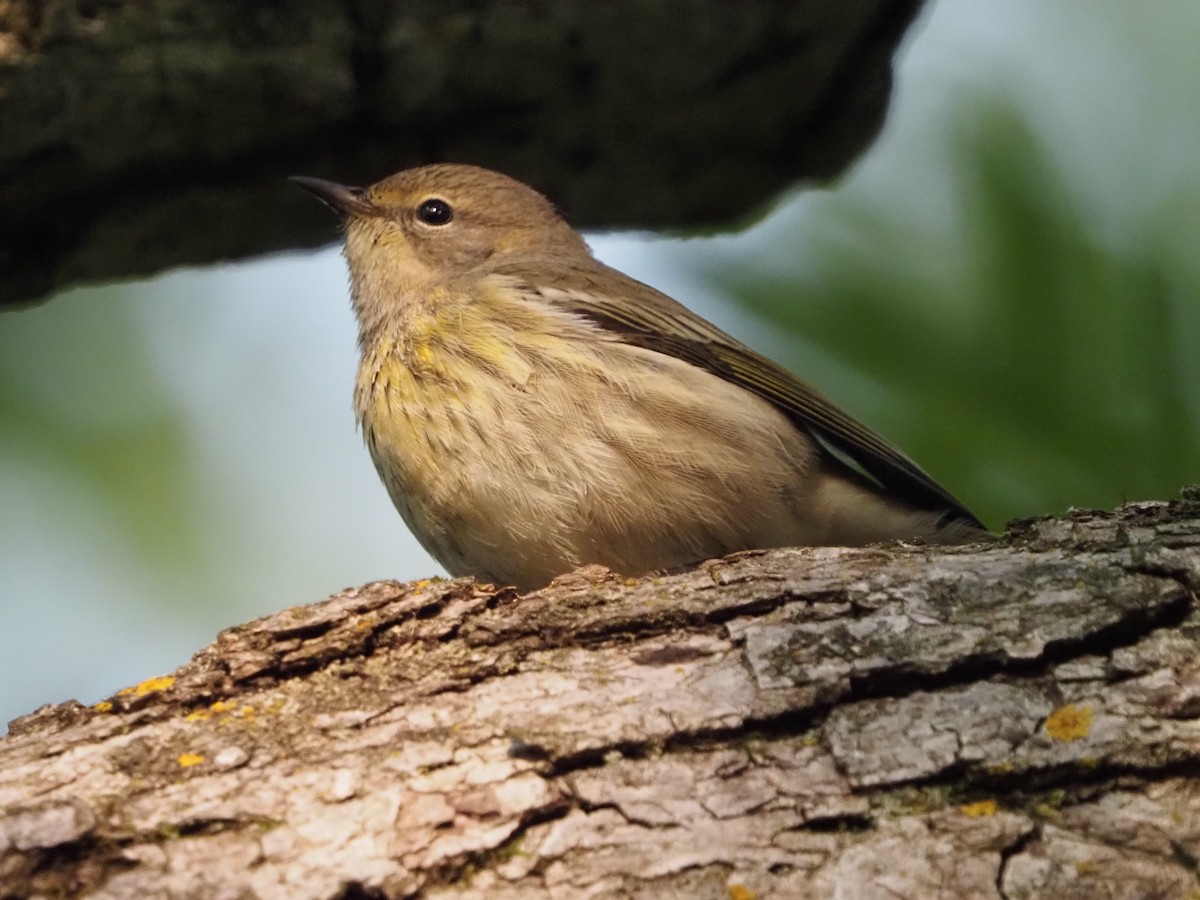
0, 287, 205, 584
707, 100, 1199, 528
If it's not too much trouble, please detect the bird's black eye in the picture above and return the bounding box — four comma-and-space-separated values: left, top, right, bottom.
416, 198, 453, 226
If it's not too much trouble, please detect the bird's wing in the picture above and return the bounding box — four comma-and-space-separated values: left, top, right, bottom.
490, 260, 984, 529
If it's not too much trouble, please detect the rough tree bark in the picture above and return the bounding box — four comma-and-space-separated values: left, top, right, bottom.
2, 492, 1199, 898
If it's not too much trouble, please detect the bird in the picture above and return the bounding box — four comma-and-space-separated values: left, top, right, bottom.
292, 164, 986, 590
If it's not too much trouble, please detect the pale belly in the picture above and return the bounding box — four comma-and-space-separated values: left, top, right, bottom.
359, 340, 831, 590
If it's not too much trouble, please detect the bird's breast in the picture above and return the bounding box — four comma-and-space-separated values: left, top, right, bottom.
352, 306, 836, 587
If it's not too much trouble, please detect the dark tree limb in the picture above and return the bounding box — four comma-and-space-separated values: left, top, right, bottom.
0, 0, 924, 308
3, 492, 1200, 898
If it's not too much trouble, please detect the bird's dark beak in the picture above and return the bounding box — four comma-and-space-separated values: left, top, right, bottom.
289, 176, 376, 217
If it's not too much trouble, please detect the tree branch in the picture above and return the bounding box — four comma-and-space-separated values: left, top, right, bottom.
4, 494, 1199, 897
0, 0, 924, 308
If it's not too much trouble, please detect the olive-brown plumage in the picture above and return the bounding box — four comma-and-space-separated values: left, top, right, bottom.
293, 164, 986, 590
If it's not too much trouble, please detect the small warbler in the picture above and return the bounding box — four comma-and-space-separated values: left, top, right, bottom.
293, 164, 986, 590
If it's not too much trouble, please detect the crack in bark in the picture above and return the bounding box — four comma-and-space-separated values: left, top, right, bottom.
1170, 839, 1200, 878
331, 881, 390, 900
570, 796, 667, 830
1124, 553, 1200, 595
545, 741, 655, 779
531, 701, 1200, 851
842, 581, 1192, 705
5, 836, 138, 899
995, 823, 1040, 900
881, 758, 1200, 825
419, 798, 572, 894
795, 812, 873, 833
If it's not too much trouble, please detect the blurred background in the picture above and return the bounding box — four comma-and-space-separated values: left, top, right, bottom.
2, 0, 1197, 729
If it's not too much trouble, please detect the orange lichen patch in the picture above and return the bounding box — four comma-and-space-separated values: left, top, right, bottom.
212, 704, 258, 727
93, 701, 113, 713
1044, 704, 1093, 742
728, 886, 756, 900
185, 710, 210, 723
960, 799, 998, 818
177, 753, 205, 768
118, 675, 176, 698
209, 700, 235, 713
